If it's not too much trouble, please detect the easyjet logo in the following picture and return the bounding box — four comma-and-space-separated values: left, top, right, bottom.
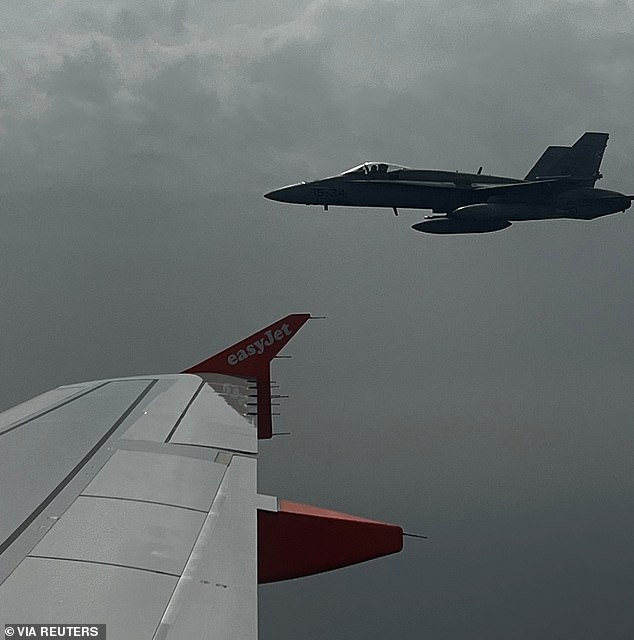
227, 323, 293, 366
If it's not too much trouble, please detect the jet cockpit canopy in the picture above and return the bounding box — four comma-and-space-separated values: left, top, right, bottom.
341, 162, 405, 176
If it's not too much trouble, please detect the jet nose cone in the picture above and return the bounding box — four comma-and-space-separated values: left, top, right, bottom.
264, 183, 309, 204
263, 188, 286, 202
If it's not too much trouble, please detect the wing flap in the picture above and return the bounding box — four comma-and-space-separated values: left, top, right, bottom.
0, 559, 177, 636
30, 496, 206, 575
156, 456, 257, 640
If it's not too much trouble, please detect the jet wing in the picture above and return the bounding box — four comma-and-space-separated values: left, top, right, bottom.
349, 179, 466, 189
473, 178, 571, 198
0, 315, 403, 639
348, 178, 561, 195
350, 178, 572, 197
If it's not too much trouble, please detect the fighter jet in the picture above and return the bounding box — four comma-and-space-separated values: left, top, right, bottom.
264, 132, 632, 234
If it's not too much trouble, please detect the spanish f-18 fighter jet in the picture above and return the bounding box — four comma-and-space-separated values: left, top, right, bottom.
264, 132, 632, 234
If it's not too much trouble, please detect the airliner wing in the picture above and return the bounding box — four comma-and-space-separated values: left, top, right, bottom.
0, 374, 261, 638
0, 315, 403, 639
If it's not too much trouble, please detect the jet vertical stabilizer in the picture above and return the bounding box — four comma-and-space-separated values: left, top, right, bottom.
524, 132, 608, 185
568, 132, 609, 185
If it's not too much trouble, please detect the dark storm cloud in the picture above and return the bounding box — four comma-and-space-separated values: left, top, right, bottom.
1, 1, 633, 639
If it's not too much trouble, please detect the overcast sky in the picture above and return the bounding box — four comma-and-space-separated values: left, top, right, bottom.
1, 1, 633, 638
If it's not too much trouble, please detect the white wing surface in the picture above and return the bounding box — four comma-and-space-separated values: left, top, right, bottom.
0, 314, 404, 638
0, 374, 258, 638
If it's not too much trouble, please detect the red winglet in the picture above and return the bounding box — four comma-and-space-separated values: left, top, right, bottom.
183, 314, 311, 439
258, 500, 403, 583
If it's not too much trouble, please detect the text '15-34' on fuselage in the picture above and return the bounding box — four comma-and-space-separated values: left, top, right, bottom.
264, 132, 632, 234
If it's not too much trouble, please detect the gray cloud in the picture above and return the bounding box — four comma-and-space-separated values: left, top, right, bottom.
2, 0, 633, 191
